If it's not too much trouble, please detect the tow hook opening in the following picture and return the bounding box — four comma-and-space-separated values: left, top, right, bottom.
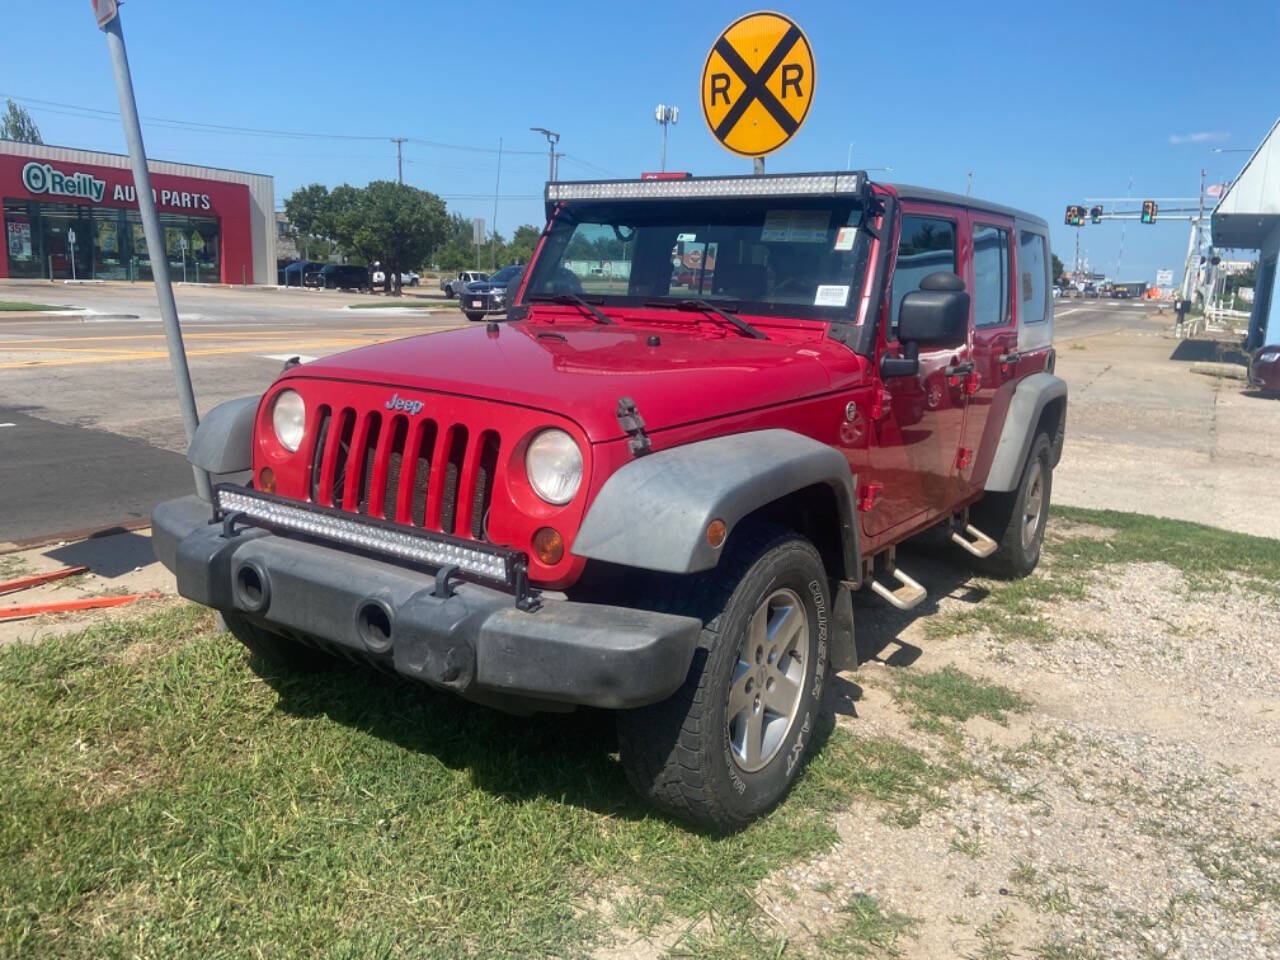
356, 600, 394, 652
234, 562, 270, 613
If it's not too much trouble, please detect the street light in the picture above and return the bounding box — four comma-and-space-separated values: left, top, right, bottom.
655, 104, 678, 172
530, 127, 560, 182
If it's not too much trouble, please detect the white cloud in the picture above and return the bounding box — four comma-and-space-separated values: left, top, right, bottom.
1168, 131, 1230, 145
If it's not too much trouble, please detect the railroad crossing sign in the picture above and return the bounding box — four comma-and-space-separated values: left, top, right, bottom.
701, 11, 815, 158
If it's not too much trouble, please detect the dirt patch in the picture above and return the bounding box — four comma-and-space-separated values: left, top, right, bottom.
594, 556, 1280, 959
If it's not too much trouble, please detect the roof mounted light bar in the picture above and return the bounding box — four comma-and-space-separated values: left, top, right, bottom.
546, 170, 871, 207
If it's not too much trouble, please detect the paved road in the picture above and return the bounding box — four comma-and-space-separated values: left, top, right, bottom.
0, 280, 467, 543
0, 280, 1167, 543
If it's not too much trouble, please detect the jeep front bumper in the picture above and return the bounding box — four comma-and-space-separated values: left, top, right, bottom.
152, 496, 700, 710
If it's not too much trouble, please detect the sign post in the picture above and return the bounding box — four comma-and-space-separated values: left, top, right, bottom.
95, 1, 209, 500
67, 227, 77, 281
701, 12, 815, 173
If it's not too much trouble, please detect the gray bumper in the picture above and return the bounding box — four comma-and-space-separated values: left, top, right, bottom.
152, 496, 700, 710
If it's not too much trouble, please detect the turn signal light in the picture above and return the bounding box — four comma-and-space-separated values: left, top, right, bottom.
257, 467, 276, 493
533, 527, 565, 565
706, 519, 727, 549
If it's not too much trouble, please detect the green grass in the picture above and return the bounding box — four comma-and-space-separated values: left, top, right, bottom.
0, 300, 65, 312
0, 605, 958, 959
894, 666, 1028, 735
929, 506, 1280, 647
345, 301, 438, 309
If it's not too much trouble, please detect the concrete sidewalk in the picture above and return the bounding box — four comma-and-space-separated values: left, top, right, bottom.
1053, 326, 1280, 539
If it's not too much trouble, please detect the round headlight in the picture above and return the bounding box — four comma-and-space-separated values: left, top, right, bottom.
271, 389, 306, 452
526, 429, 582, 505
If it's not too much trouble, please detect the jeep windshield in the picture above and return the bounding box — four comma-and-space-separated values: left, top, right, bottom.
523, 197, 873, 321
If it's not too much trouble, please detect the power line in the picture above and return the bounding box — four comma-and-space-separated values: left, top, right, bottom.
2, 93, 543, 155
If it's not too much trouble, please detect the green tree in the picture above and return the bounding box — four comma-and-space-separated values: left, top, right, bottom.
503, 224, 541, 266
1051, 252, 1066, 283
0, 99, 42, 144
282, 183, 332, 260
328, 181, 449, 294
433, 214, 482, 273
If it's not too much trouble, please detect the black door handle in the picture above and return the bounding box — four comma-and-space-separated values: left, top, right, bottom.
945, 361, 974, 377
998, 350, 1021, 366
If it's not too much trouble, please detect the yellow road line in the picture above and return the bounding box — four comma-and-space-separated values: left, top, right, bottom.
0, 339, 386, 369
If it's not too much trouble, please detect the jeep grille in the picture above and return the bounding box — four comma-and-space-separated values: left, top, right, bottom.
306, 404, 501, 541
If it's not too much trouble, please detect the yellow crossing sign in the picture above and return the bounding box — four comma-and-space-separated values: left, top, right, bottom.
701, 11, 815, 158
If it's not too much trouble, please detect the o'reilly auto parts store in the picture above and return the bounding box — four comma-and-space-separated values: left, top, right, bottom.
1, 141, 274, 284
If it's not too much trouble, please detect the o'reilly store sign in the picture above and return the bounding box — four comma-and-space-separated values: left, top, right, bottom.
21, 161, 212, 211
22, 162, 106, 203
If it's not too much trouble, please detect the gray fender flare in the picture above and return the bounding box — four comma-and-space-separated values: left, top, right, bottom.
187, 395, 260, 476
985, 373, 1068, 492
572, 429, 859, 577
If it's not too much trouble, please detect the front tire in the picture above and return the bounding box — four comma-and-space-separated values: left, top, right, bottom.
616, 524, 830, 831
464, 311, 484, 322
971, 431, 1053, 578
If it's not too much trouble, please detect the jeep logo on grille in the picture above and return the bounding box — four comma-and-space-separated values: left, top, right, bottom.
384, 392, 424, 415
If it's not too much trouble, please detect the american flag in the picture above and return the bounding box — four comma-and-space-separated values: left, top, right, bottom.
1206, 182, 1228, 198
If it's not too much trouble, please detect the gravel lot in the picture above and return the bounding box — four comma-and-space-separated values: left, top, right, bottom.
601, 517, 1280, 959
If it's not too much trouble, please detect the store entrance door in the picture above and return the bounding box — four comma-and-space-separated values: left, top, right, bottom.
40, 207, 94, 280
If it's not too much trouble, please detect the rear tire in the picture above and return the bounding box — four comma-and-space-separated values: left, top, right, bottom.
971, 432, 1053, 579
616, 524, 830, 831
219, 611, 330, 672
464, 312, 484, 322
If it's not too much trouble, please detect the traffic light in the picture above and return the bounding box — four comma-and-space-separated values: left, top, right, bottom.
1090, 205, 1103, 224
1141, 200, 1158, 224
1064, 205, 1084, 226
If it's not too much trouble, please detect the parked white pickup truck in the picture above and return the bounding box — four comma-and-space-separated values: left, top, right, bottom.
371, 270, 420, 287
440, 270, 488, 298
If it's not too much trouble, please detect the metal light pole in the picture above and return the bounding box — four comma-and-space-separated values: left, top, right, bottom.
655, 104, 678, 172
530, 127, 560, 182
97, 3, 209, 500
491, 138, 502, 271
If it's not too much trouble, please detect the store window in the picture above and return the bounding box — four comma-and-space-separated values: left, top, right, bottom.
3, 200, 41, 279
2, 199, 221, 282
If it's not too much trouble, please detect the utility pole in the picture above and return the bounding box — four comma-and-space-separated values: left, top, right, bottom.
655, 104, 678, 172
491, 138, 502, 271
391, 137, 407, 184
530, 127, 560, 182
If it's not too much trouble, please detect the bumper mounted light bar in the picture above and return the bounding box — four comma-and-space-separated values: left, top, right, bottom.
213, 485, 525, 592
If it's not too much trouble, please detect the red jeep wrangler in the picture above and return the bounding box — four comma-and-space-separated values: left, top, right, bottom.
154, 171, 1065, 829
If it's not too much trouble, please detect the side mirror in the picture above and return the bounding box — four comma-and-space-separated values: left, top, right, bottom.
898, 271, 969, 348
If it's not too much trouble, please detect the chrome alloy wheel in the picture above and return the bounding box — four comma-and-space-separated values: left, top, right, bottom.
1021, 458, 1045, 551
726, 587, 809, 773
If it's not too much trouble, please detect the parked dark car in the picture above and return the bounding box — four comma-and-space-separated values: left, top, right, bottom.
304, 264, 371, 292
280, 260, 322, 286
1249, 344, 1280, 395
460, 264, 524, 321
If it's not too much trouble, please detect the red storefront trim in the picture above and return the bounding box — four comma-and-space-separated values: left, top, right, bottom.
0, 154, 253, 284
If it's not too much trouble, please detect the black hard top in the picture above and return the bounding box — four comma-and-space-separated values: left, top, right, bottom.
884, 182, 1048, 229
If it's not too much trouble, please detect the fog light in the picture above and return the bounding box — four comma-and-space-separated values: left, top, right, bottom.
258, 467, 276, 493
532, 527, 565, 565
706, 519, 727, 549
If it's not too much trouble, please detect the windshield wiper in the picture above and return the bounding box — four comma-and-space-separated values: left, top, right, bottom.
525, 292, 613, 325
645, 298, 767, 340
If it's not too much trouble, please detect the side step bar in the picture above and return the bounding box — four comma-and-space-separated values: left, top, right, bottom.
867, 566, 927, 611
951, 523, 998, 559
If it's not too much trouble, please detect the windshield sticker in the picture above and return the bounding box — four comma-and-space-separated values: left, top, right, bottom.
762, 210, 830, 243
676, 232, 697, 242
814, 284, 850, 307
834, 226, 858, 251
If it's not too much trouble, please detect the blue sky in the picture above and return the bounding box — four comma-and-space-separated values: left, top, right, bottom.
4, 0, 1278, 281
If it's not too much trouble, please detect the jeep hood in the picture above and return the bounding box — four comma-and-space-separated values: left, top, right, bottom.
284, 321, 836, 441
